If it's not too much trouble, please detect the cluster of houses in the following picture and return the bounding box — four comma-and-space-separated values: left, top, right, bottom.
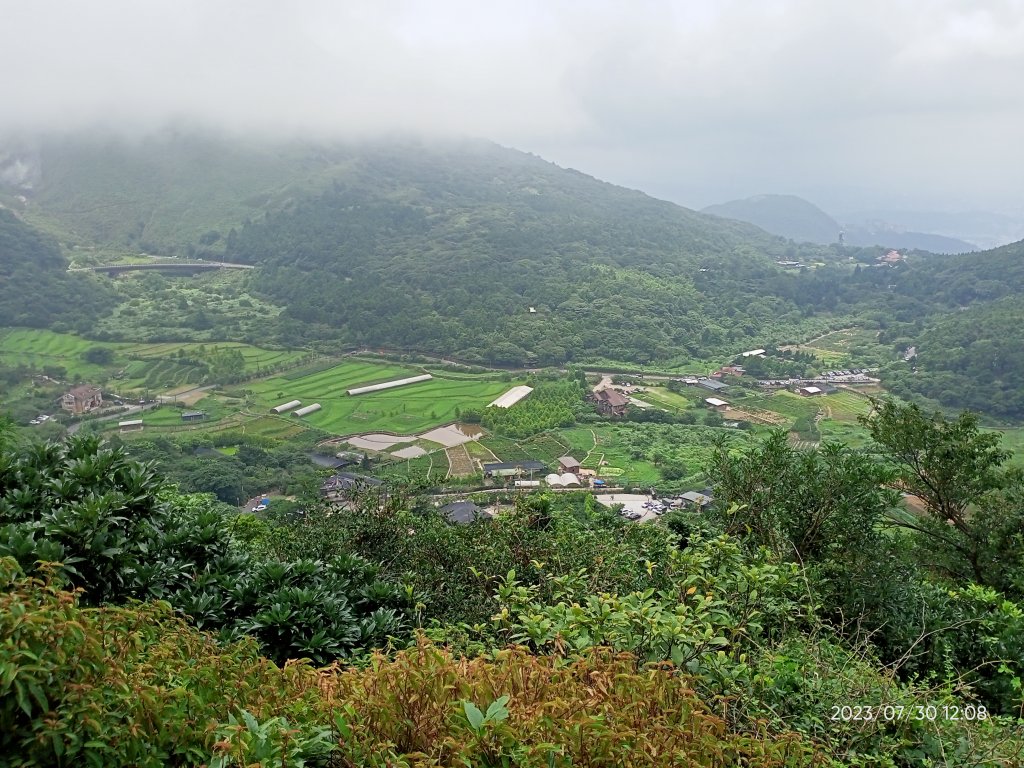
757, 368, 879, 390
481, 455, 599, 489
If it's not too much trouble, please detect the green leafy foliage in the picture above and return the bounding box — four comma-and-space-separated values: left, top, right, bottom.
860, 399, 1012, 585
0, 557, 328, 767
709, 431, 898, 561
0, 209, 114, 330
481, 379, 585, 437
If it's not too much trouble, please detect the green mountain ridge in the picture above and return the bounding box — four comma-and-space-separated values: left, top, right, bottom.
219, 141, 842, 364
703, 193, 978, 253
703, 194, 841, 245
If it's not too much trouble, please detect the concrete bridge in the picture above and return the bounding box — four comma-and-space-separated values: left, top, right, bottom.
68, 260, 255, 276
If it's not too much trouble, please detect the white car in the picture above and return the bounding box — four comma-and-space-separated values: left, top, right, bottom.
29, 419, 40, 425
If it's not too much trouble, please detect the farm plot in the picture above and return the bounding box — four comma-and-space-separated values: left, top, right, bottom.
639, 386, 701, 413
250, 363, 515, 436
820, 390, 874, 422
0, 328, 310, 394
445, 445, 476, 478
0, 328, 124, 380
734, 391, 819, 425
804, 328, 880, 354
127, 342, 306, 375
480, 432, 572, 466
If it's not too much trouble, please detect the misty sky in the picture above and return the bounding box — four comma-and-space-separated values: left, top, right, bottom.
3, 0, 1023, 215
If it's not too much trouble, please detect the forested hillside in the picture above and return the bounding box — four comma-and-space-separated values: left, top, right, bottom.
224, 142, 840, 365
6, 132, 1024, 418
0, 208, 113, 329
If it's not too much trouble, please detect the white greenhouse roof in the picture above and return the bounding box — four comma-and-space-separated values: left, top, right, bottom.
488, 385, 534, 408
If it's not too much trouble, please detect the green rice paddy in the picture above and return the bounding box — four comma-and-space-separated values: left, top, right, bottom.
249, 363, 517, 436
0, 328, 307, 392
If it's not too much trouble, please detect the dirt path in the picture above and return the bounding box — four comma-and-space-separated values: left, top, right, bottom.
581, 429, 599, 463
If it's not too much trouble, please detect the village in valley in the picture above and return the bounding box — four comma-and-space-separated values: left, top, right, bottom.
1, 324, 917, 525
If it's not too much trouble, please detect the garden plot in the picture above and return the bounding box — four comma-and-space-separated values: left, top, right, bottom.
347, 433, 417, 451
392, 445, 428, 459
419, 424, 483, 448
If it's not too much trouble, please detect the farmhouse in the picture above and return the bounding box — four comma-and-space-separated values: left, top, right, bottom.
558, 455, 581, 474
181, 411, 207, 422
320, 472, 383, 501
293, 403, 322, 417
593, 388, 629, 417
704, 397, 729, 412
61, 385, 103, 414
680, 490, 713, 508
741, 349, 767, 358
271, 399, 302, 414
439, 500, 486, 525
696, 378, 729, 392
483, 460, 547, 478
795, 386, 823, 396
118, 419, 143, 433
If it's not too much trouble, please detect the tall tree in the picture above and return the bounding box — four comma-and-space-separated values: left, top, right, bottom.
860, 399, 1009, 584
709, 431, 897, 563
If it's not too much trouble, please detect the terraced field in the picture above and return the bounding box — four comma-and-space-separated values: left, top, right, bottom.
127, 342, 306, 374
0, 328, 122, 380
480, 433, 572, 466
0, 328, 308, 391
250, 363, 516, 436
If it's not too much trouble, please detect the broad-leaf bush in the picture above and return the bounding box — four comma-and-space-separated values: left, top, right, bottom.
0, 557, 326, 767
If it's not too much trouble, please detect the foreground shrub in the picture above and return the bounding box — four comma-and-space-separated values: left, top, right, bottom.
320, 638, 824, 767
0, 557, 325, 767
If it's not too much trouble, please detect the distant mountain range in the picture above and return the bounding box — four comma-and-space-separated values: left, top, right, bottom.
703, 194, 979, 254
